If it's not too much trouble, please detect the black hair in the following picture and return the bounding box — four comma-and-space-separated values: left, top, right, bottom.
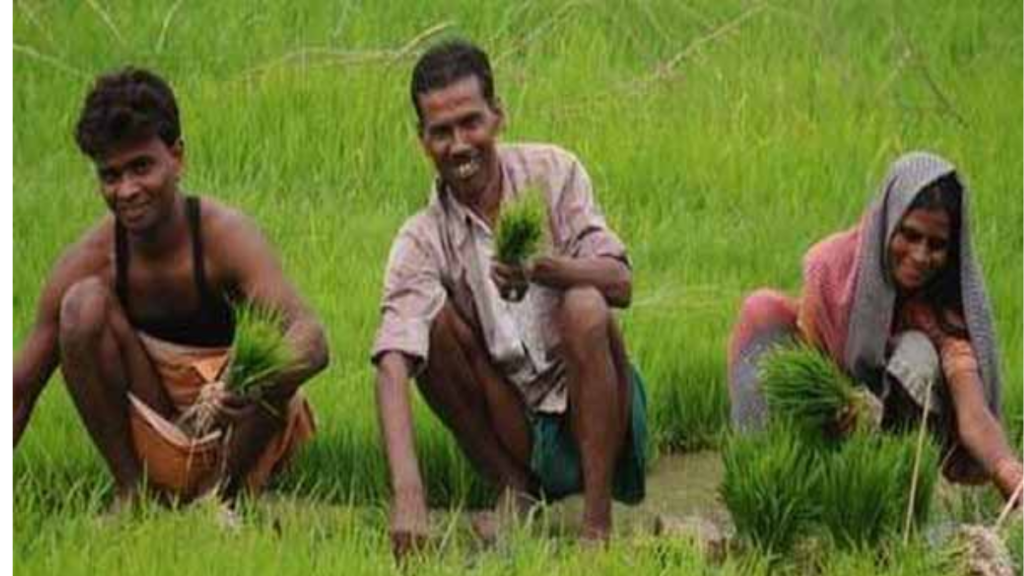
74, 67, 181, 160
410, 39, 495, 123
911, 174, 967, 336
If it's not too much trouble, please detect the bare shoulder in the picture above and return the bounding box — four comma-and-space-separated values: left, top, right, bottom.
194, 195, 270, 248
193, 196, 282, 281
35, 216, 116, 314
51, 217, 115, 283
195, 196, 259, 235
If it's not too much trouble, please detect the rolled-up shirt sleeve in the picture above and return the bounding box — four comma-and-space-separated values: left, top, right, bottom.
555, 155, 629, 266
371, 226, 447, 366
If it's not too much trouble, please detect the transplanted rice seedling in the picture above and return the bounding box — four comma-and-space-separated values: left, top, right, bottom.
720, 424, 822, 556
760, 342, 879, 439
494, 188, 547, 265
816, 432, 940, 548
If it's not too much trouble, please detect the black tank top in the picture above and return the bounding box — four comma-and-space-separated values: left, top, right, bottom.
115, 196, 236, 347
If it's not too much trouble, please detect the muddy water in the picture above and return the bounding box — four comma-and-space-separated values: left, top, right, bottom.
263, 451, 732, 541
540, 451, 729, 537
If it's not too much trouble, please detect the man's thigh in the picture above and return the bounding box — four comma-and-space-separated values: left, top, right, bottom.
420, 303, 532, 464
59, 277, 173, 417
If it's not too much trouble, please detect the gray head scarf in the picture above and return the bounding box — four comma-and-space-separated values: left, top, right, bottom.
844, 151, 1002, 418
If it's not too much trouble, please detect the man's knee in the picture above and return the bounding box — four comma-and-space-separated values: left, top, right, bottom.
429, 303, 479, 359
558, 287, 610, 347
59, 277, 113, 347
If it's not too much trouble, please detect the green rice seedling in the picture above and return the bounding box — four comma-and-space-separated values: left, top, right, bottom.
760, 343, 877, 438
224, 302, 295, 398
720, 424, 822, 556
494, 188, 546, 265
817, 432, 939, 548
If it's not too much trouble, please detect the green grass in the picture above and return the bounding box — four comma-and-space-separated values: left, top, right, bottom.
13, 0, 1022, 573
1006, 516, 1023, 574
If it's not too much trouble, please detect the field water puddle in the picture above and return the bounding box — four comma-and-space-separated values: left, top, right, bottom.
538, 450, 731, 538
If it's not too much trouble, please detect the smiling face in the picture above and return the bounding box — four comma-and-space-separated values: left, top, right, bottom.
416, 76, 504, 203
96, 136, 183, 233
888, 207, 952, 293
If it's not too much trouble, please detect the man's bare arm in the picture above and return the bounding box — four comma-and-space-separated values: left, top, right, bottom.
375, 351, 430, 555
493, 255, 632, 308
14, 320, 59, 448
14, 237, 107, 448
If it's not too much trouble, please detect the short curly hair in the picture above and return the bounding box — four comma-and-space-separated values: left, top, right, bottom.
74, 67, 181, 160
410, 39, 495, 123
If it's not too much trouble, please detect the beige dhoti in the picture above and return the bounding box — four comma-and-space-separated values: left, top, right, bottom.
127, 334, 315, 500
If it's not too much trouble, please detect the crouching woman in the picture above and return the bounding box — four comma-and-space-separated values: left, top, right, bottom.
727, 151, 1022, 503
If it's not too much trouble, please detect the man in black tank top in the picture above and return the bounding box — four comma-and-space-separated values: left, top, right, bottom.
13, 68, 329, 512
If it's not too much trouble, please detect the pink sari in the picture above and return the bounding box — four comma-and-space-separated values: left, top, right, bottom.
728, 152, 1002, 439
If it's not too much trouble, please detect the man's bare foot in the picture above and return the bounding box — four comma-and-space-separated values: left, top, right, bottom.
580, 501, 613, 543
193, 486, 244, 532
580, 521, 611, 544
470, 488, 538, 546
216, 501, 242, 532
98, 488, 142, 523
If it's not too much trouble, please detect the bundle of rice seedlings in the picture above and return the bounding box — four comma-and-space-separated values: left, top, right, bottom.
494, 189, 546, 265
224, 303, 295, 398
817, 432, 939, 548
178, 302, 295, 437
760, 342, 878, 438
719, 425, 821, 555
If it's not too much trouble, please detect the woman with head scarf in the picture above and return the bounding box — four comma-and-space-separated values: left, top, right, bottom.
728, 151, 1022, 503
